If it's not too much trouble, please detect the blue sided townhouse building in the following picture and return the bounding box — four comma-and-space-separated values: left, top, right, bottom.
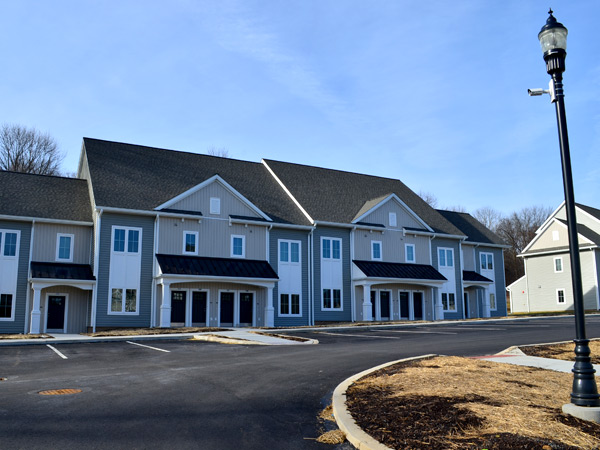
0, 138, 508, 334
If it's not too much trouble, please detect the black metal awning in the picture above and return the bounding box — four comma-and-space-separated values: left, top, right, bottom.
156, 254, 278, 279
463, 270, 493, 283
353, 260, 447, 281
30, 262, 95, 280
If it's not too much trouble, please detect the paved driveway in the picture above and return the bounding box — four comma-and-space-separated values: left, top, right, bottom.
3, 316, 600, 449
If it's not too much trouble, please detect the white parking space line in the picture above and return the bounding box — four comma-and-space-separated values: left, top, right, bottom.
46, 344, 68, 359
316, 332, 402, 339
126, 341, 170, 353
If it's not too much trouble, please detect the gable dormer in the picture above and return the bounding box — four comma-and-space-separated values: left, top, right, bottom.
352, 194, 432, 232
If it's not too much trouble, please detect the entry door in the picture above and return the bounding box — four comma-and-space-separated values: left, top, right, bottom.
192, 291, 207, 325
371, 291, 377, 320
239, 293, 254, 326
171, 291, 186, 324
47, 296, 66, 330
463, 292, 469, 319
399, 292, 409, 319
413, 292, 424, 320
220, 292, 234, 325
380, 291, 391, 319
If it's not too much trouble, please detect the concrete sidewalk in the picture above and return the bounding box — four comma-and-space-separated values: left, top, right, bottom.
0, 329, 318, 346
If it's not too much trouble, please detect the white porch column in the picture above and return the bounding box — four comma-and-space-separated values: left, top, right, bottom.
482, 287, 491, 318
434, 287, 444, 321
265, 286, 274, 327
159, 281, 171, 328
30, 285, 42, 334
362, 284, 373, 321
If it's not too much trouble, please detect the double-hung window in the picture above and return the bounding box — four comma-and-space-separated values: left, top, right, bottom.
231, 235, 245, 258
0, 294, 13, 319
371, 241, 382, 261
321, 237, 343, 311
2, 231, 18, 257
557, 289, 566, 304
56, 234, 74, 262
278, 240, 302, 316
480, 253, 493, 271
183, 231, 198, 255
490, 293, 496, 310
405, 244, 415, 263
554, 257, 563, 273
111, 288, 137, 313
113, 228, 140, 254
322, 238, 341, 260
438, 248, 454, 268
323, 289, 342, 309
441, 292, 456, 311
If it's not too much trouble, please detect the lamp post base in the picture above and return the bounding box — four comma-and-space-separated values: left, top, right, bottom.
562, 403, 600, 423
571, 339, 600, 406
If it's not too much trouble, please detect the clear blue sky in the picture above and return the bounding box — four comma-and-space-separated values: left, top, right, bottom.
2, 1, 598, 216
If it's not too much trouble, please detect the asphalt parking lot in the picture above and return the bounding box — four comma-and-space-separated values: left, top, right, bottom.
3, 316, 600, 449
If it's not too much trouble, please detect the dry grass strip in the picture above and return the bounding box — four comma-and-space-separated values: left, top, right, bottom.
84, 327, 226, 337
316, 430, 346, 444
347, 356, 600, 449
0, 333, 51, 340
521, 339, 600, 364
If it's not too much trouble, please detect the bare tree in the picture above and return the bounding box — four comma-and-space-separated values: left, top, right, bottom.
0, 124, 63, 175
496, 205, 553, 285
473, 206, 503, 232
418, 191, 438, 208
206, 146, 229, 158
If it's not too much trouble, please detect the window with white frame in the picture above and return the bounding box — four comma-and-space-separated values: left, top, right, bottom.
441, 292, 456, 311
490, 293, 497, 310
183, 231, 198, 255
1, 231, 18, 257
557, 289, 566, 304
113, 228, 140, 253
389, 212, 397, 227
554, 257, 563, 273
56, 234, 74, 262
278, 240, 302, 317
0, 294, 13, 319
405, 244, 415, 263
111, 288, 137, 313
438, 248, 454, 267
210, 197, 221, 215
480, 252, 493, 271
231, 235, 245, 258
371, 241, 382, 261
321, 237, 343, 310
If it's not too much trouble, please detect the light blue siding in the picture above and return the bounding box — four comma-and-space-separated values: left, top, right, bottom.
95, 213, 154, 328
0, 220, 31, 334
270, 228, 310, 327
431, 238, 462, 320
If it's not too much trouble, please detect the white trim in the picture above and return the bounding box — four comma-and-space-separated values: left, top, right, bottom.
209, 197, 221, 215
278, 292, 302, 317
108, 287, 139, 316
182, 231, 199, 255
371, 240, 382, 261
44, 293, 69, 333
321, 287, 343, 311
388, 212, 397, 227
0, 214, 92, 226
519, 245, 597, 258
352, 193, 434, 233
479, 252, 494, 271
554, 256, 564, 273
441, 291, 457, 313
534, 201, 565, 236
557, 288, 566, 305
261, 160, 314, 224
55, 233, 74, 262
577, 204, 600, 228
438, 247, 454, 268
0, 293, 15, 321
154, 174, 272, 222
231, 234, 246, 258
405, 243, 416, 263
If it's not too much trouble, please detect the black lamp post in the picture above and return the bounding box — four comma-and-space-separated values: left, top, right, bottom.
536, 9, 600, 407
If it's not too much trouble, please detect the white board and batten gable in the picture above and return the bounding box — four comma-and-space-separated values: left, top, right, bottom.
352, 193, 432, 232
155, 175, 272, 222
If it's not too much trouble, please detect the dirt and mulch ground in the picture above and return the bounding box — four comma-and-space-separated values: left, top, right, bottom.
0, 333, 52, 340
521, 339, 600, 365
343, 352, 600, 450
84, 327, 227, 337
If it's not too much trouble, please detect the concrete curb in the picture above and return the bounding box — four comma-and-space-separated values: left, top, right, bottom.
332, 354, 437, 450
193, 335, 269, 345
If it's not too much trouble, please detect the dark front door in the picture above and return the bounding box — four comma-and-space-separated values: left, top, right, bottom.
399, 292, 409, 319
380, 291, 391, 319
220, 292, 234, 325
47, 296, 66, 330
239, 293, 253, 325
192, 291, 207, 324
464, 292, 469, 319
413, 292, 423, 320
371, 291, 376, 319
171, 291, 186, 323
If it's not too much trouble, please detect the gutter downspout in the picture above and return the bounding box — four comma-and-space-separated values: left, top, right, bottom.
309, 227, 315, 326
350, 226, 356, 322
24, 220, 35, 333
91, 208, 103, 333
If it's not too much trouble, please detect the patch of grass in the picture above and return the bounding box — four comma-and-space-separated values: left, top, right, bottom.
346, 356, 600, 449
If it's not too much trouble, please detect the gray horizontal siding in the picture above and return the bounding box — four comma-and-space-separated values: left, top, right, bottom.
313, 226, 351, 322
32, 223, 92, 264
270, 228, 310, 327
96, 213, 154, 328
0, 220, 31, 334
353, 229, 429, 263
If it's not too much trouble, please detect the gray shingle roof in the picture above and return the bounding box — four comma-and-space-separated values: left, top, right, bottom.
577, 203, 600, 222
263, 159, 464, 235
0, 171, 92, 222
436, 210, 505, 245
556, 219, 600, 245
83, 138, 310, 225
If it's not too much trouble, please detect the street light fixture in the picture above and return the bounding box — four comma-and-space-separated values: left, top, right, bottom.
532, 9, 600, 409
